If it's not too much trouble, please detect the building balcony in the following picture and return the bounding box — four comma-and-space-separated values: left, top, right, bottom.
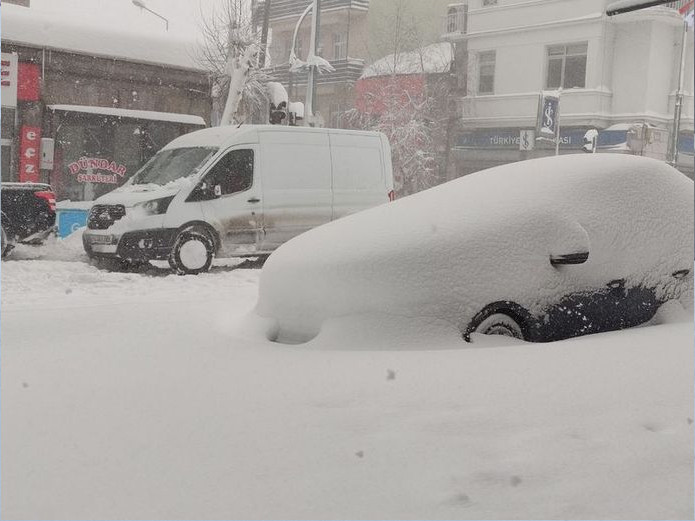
264, 58, 365, 87
258, 0, 369, 23
441, 3, 467, 41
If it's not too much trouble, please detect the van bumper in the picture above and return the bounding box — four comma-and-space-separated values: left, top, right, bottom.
83, 228, 178, 262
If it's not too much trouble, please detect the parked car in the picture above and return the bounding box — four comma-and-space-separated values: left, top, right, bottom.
83, 125, 394, 274
254, 154, 694, 344
1, 182, 57, 258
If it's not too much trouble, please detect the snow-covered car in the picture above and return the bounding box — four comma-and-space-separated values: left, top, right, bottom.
255, 154, 694, 344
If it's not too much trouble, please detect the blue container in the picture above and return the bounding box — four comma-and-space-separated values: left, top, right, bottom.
57, 209, 89, 238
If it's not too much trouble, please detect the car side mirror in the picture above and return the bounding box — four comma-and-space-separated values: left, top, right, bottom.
213, 184, 222, 197
550, 251, 589, 265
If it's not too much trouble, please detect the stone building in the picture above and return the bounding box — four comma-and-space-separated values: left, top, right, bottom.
1, 4, 212, 201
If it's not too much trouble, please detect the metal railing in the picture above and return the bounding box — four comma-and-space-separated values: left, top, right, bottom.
263, 57, 365, 86
258, 0, 369, 22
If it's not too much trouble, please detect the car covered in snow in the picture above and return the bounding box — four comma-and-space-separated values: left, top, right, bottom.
255, 154, 694, 344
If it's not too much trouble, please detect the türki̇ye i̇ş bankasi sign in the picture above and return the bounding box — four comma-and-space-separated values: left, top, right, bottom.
68, 157, 127, 184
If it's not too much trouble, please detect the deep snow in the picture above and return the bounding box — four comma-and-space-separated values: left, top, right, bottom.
1, 238, 693, 520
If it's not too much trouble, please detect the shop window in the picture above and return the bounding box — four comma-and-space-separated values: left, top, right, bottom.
478, 51, 496, 95
333, 32, 347, 60
546, 43, 587, 89
204, 149, 254, 196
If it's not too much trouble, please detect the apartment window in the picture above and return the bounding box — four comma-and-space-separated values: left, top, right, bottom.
546, 43, 588, 89
478, 51, 495, 94
333, 32, 347, 60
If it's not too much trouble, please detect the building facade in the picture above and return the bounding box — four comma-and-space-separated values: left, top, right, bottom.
1, 5, 211, 202
262, 0, 454, 128
443, 0, 694, 177
263, 0, 370, 127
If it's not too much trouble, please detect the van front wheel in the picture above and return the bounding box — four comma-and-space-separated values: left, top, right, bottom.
169, 228, 214, 275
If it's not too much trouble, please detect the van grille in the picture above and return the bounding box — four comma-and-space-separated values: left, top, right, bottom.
88, 204, 126, 230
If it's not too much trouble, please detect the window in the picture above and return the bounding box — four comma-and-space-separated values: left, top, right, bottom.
333, 32, 347, 60
546, 43, 588, 89
204, 149, 254, 196
482, 0, 497, 5
478, 51, 496, 94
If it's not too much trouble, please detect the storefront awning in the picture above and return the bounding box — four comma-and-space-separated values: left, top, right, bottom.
47, 105, 206, 126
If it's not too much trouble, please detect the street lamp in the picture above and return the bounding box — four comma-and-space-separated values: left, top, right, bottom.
288, 0, 333, 124
132, 0, 169, 31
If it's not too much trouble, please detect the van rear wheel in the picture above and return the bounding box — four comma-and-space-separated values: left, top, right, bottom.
169, 228, 214, 275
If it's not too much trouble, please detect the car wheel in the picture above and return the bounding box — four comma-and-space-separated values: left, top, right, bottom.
469, 313, 526, 340
169, 228, 214, 275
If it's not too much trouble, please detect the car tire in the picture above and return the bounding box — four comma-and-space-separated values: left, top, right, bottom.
169, 228, 214, 275
468, 312, 526, 340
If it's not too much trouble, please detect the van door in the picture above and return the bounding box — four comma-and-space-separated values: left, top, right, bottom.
329, 132, 389, 220
195, 146, 262, 256
258, 130, 332, 249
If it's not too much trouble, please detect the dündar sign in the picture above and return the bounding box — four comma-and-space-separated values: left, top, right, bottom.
68, 157, 128, 184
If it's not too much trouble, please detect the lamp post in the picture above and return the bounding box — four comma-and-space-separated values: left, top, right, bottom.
289, 0, 332, 124
132, 0, 169, 31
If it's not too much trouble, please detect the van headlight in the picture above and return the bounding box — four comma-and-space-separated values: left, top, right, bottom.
136, 196, 175, 215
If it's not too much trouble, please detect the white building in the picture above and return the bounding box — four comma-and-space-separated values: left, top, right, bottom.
443, 0, 694, 177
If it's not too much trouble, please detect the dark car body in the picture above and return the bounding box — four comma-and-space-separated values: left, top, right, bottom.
1, 182, 57, 257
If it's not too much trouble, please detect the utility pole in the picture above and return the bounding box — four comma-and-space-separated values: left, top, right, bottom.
312, 0, 321, 117
259, 0, 272, 69
668, 20, 689, 166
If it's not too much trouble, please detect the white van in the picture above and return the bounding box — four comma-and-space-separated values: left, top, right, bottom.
82, 125, 394, 274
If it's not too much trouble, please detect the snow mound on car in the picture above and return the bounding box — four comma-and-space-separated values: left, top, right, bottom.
255, 154, 694, 344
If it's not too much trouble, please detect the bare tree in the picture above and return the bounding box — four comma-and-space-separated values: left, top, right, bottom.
196, 0, 272, 125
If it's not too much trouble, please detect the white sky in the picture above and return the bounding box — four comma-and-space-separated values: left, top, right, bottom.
17, 0, 227, 40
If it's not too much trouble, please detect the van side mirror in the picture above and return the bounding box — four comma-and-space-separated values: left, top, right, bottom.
187, 181, 222, 202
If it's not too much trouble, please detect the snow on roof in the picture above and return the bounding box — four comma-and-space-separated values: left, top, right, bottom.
47, 105, 206, 126
2, 4, 203, 71
361, 43, 453, 79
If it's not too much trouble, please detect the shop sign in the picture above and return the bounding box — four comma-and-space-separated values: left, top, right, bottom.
68, 157, 127, 184
19, 125, 41, 183
457, 128, 586, 149
18, 62, 40, 102
1, 52, 18, 108
537, 92, 560, 140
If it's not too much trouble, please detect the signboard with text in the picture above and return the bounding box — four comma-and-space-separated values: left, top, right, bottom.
19, 125, 41, 183
1, 52, 18, 108
537, 92, 560, 140
68, 157, 128, 184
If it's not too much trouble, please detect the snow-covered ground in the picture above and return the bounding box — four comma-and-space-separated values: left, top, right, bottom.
1, 236, 693, 520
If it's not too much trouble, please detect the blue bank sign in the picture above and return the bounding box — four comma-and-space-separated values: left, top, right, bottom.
457, 128, 587, 149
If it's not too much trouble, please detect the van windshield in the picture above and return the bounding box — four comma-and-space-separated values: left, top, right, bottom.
132, 147, 218, 186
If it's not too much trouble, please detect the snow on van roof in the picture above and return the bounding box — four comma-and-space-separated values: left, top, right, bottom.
164, 125, 384, 150
2, 4, 203, 71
